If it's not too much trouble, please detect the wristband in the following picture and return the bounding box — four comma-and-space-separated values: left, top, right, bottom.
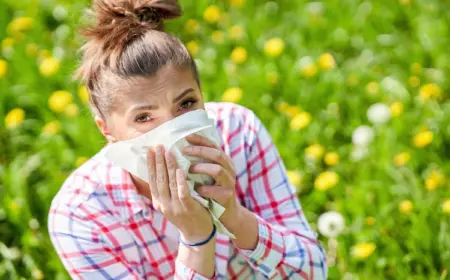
180, 224, 216, 247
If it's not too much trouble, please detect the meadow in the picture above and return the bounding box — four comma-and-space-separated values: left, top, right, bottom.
1, 0, 450, 279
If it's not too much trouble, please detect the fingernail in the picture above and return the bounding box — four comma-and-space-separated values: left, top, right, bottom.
186, 134, 197, 140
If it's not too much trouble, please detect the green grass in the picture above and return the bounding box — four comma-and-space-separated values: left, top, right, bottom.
1, 0, 450, 279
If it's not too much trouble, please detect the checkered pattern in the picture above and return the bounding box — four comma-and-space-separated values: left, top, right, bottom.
48, 102, 327, 280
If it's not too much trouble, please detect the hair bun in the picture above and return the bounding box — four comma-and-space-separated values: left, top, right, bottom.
108, 0, 181, 28
81, 0, 181, 59
135, 7, 163, 25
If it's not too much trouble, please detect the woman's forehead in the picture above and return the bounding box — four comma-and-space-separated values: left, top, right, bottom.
119, 66, 196, 94
111, 66, 200, 110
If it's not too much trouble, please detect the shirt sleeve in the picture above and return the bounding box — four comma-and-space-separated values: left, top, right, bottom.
48, 203, 144, 280
237, 109, 328, 280
49, 202, 216, 280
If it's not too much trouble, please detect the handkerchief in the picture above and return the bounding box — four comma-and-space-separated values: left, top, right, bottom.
104, 109, 235, 238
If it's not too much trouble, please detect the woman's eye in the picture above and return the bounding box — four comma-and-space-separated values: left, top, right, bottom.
180, 100, 196, 109
135, 114, 152, 123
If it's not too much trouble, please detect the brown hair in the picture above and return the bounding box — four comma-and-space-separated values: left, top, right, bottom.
75, 0, 200, 118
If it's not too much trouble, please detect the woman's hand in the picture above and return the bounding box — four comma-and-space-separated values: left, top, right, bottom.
183, 135, 259, 251
147, 145, 213, 244
183, 134, 242, 226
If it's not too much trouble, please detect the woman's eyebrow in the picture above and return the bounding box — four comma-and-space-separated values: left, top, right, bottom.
129, 104, 155, 113
173, 88, 194, 103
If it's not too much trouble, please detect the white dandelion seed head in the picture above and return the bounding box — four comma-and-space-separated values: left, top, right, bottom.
317, 211, 345, 238
367, 103, 391, 125
352, 125, 374, 146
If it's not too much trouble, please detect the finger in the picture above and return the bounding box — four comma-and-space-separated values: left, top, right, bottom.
165, 151, 179, 202
196, 185, 234, 204
176, 169, 194, 208
189, 163, 232, 186
147, 148, 159, 199
155, 145, 170, 201
183, 145, 234, 173
185, 134, 219, 149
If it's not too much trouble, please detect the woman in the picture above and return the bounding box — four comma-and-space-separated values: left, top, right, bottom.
48, 0, 327, 279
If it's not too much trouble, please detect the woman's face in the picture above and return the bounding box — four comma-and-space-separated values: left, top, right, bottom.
99, 65, 204, 142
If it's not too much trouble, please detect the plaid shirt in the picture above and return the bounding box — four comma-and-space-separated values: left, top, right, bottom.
48, 102, 327, 280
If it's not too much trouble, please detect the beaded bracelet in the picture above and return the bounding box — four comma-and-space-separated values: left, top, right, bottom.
180, 224, 217, 247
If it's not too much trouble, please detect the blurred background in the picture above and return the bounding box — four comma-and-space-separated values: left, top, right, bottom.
1, 0, 450, 279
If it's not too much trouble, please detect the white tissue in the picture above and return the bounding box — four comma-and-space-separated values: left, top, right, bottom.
104, 109, 235, 238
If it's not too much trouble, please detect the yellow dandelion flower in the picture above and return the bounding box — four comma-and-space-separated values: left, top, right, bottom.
408, 76, 420, 88
76, 157, 88, 167
266, 71, 279, 85
419, 83, 442, 101
393, 152, 410, 166
413, 130, 433, 148
314, 171, 339, 191
351, 242, 376, 259
0, 59, 8, 78
184, 19, 200, 34
1, 37, 14, 50
305, 144, 325, 160
7, 17, 33, 35
26, 43, 38, 57
228, 25, 244, 41
48, 90, 73, 113
290, 112, 311, 130
222, 87, 242, 103
425, 170, 445, 191
186, 40, 200, 56
442, 199, 450, 214
211, 30, 225, 44
324, 152, 339, 166
230, 0, 245, 7
43, 121, 61, 136
5, 108, 25, 129
399, 200, 413, 214
286, 170, 302, 187
230, 47, 247, 64
365, 81, 380, 96
64, 103, 79, 117
318, 53, 336, 70
264, 38, 285, 57
203, 5, 221, 24
39, 57, 60, 77
284, 106, 301, 119
78, 86, 90, 104
410, 62, 422, 74
390, 102, 403, 117
365, 216, 376, 226
300, 63, 318, 78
